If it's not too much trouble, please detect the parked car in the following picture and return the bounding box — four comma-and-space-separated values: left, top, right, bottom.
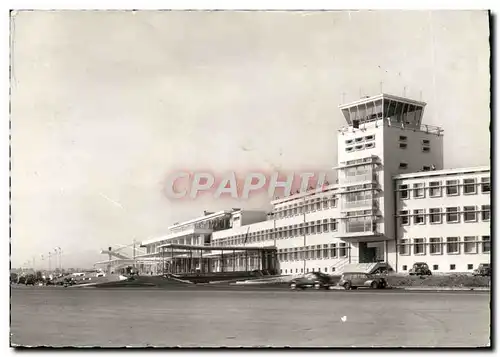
339, 272, 387, 290
290, 272, 337, 290
25, 275, 36, 286
409, 262, 432, 276
472, 263, 491, 277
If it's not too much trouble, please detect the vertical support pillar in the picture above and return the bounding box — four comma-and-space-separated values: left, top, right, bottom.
221, 250, 224, 273
245, 250, 248, 272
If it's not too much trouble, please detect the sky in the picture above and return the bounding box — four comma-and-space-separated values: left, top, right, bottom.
10, 10, 490, 268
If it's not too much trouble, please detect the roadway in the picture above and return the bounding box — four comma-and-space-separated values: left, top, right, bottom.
10, 287, 490, 347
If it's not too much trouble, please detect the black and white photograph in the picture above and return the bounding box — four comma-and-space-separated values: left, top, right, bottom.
8, 6, 493, 349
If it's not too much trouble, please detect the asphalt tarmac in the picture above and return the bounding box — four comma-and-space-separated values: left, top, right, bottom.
10, 286, 491, 347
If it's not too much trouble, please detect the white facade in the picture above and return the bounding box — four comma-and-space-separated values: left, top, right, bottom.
394, 167, 491, 273
133, 93, 490, 275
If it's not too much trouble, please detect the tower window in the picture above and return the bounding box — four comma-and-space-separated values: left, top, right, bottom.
399, 143, 407, 149
422, 147, 431, 153
399, 163, 408, 169
345, 139, 353, 145
399, 135, 407, 142
355, 137, 364, 143
365, 142, 375, 149
355, 145, 363, 150
365, 135, 375, 141
422, 139, 430, 145
345, 147, 354, 153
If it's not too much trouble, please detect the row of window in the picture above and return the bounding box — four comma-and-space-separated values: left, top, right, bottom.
345, 135, 375, 146
345, 142, 376, 152
271, 196, 337, 219
278, 243, 348, 261
399, 236, 490, 255
281, 266, 337, 275
212, 219, 340, 246
398, 176, 490, 199
398, 136, 431, 152
399, 205, 490, 225
401, 263, 487, 272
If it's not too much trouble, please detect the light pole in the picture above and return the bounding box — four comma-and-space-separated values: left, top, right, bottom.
57, 247, 62, 272
48, 252, 52, 272
54, 248, 59, 273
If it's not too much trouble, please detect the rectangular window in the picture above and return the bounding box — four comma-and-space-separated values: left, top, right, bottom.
330, 219, 338, 232
364, 142, 375, 149
482, 205, 490, 221
450, 264, 456, 271
423, 166, 431, 171
463, 206, 477, 222
463, 178, 476, 195
355, 145, 363, 150
323, 245, 329, 259
429, 208, 442, 224
446, 207, 459, 223
422, 146, 431, 153
433, 265, 439, 271
429, 181, 442, 197
330, 244, 337, 258
468, 264, 474, 270
482, 236, 490, 253
399, 184, 409, 199
422, 139, 430, 145
399, 135, 407, 142
413, 183, 425, 198
345, 147, 354, 153
365, 135, 375, 141
399, 210, 409, 225
446, 180, 459, 196
399, 143, 407, 149
399, 239, 409, 255
345, 139, 353, 145
414, 238, 426, 255
446, 237, 459, 254
399, 163, 408, 170
339, 243, 347, 257
464, 236, 477, 254
413, 209, 425, 225
481, 177, 490, 193
429, 237, 442, 255
402, 265, 407, 271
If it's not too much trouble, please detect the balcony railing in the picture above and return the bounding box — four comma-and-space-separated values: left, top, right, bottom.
343, 199, 374, 210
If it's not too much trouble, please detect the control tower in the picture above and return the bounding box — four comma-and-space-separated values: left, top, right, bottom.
334, 93, 444, 268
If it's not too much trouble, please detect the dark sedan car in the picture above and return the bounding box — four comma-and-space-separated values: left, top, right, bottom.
289, 272, 337, 290
339, 272, 388, 290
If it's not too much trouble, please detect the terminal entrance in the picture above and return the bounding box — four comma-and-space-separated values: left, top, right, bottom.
359, 241, 385, 263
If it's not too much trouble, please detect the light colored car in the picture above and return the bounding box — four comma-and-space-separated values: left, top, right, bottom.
339, 272, 388, 290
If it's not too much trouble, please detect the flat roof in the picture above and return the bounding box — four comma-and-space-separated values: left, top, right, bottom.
338, 93, 427, 110
270, 184, 339, 205
393, 166, 490, 180
167, 210, 233, 230
157, 243, 277, 252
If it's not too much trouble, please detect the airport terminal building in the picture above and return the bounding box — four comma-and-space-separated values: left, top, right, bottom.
102, 93, 490, 275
